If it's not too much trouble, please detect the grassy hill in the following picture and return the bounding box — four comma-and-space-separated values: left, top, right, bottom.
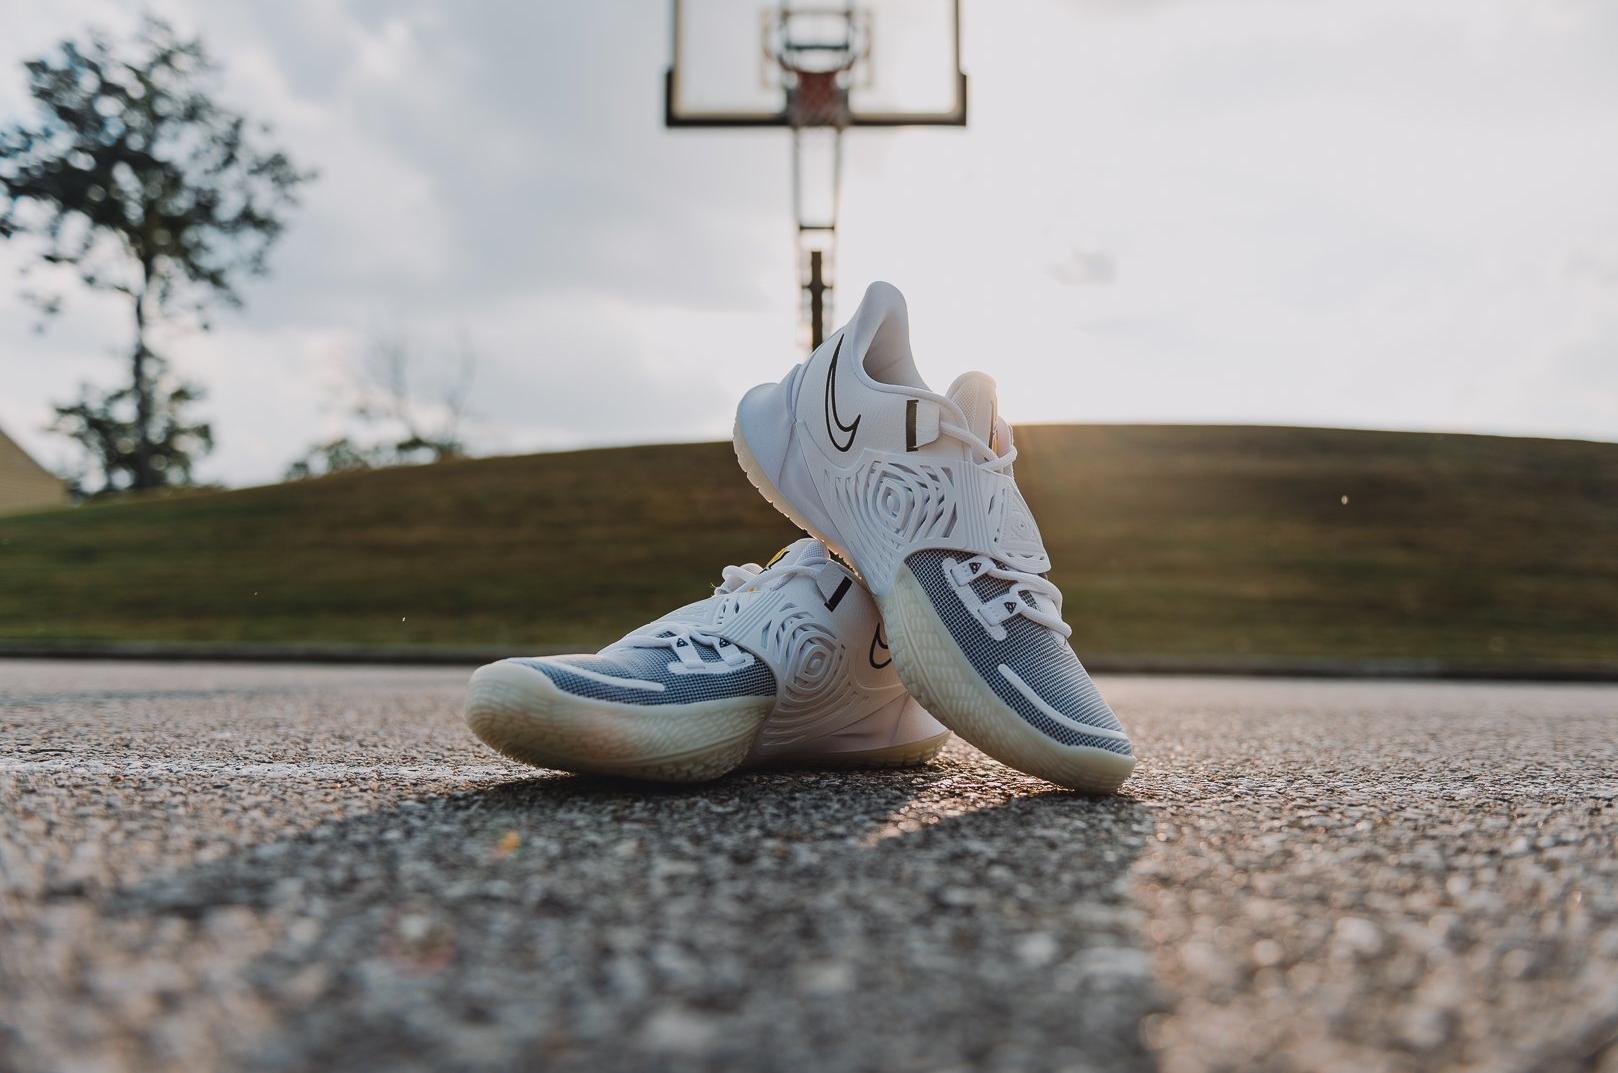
2, 425, 1615, 670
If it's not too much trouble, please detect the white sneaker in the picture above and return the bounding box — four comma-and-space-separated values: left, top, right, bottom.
732, 282, 1135, 792
464, 538, 950, 781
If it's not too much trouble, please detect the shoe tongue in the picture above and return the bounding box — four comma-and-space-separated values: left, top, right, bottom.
946, 371, 999, 446
764, 537, 829, 571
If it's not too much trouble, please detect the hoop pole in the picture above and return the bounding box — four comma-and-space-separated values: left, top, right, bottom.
792, 125, 843, 351
809, 250, 826, 348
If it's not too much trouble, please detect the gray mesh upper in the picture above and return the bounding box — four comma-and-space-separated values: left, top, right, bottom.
905, 549, 1132, 755
512, 645, 777, 706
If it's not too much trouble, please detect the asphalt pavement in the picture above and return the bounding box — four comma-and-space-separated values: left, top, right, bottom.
1, 660, 1615, 1073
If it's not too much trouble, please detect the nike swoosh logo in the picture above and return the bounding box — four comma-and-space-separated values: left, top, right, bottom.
823, 336, 860, 453
869, 623, 892, 669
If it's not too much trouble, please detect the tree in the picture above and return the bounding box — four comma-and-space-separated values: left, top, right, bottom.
0, 17, 312, 493
50, 355, 214, 498
285, 337, 477, 480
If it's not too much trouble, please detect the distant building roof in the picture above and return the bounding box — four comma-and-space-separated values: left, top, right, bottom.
0, 423, 69, 515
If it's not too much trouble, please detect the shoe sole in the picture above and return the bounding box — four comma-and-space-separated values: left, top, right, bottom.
733, 420, 1136, 794
466, 661, 949, 782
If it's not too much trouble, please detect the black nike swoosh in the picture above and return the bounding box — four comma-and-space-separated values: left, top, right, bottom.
869, 623, 892, 669
823, 336, 860, 453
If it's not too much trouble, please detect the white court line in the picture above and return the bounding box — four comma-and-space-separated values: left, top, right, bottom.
0, 757, 524, 780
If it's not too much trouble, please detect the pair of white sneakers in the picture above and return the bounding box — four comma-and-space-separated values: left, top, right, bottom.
464, 283, 1135, 793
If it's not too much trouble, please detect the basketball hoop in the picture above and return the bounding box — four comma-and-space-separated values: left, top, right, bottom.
665, 1, 967, 349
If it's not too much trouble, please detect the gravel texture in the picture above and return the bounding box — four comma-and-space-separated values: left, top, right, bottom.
1, 661, 1615, 1073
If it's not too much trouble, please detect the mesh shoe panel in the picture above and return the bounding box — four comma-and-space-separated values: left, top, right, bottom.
905, 550, 1131, 756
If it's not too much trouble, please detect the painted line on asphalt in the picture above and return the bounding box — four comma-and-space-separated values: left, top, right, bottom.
0, 757, 524, 780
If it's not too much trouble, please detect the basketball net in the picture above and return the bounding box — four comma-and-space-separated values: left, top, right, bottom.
786, 69, 851, 130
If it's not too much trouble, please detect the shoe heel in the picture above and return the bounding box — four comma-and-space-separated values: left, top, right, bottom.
735, 377, 794, 489
733, 374, 848, 555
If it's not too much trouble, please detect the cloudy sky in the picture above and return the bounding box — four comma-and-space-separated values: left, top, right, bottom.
2, 0, 1615, 486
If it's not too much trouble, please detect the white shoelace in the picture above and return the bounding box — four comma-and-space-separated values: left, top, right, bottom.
938, 418, 1072, 639
621, 561, 824, 668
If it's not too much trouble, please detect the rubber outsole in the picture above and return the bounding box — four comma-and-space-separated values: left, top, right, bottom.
732, 419, 1135, 795
465, 661, 950, 783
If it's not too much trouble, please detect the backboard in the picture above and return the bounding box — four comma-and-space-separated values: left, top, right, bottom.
666, 1, 966, 129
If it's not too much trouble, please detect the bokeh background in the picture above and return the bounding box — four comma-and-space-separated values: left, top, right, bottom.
4, 0, 1616, 484
1, 0, 1614, 669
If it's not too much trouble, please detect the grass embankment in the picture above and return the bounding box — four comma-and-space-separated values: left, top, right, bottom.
1, 426, 1614, 669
